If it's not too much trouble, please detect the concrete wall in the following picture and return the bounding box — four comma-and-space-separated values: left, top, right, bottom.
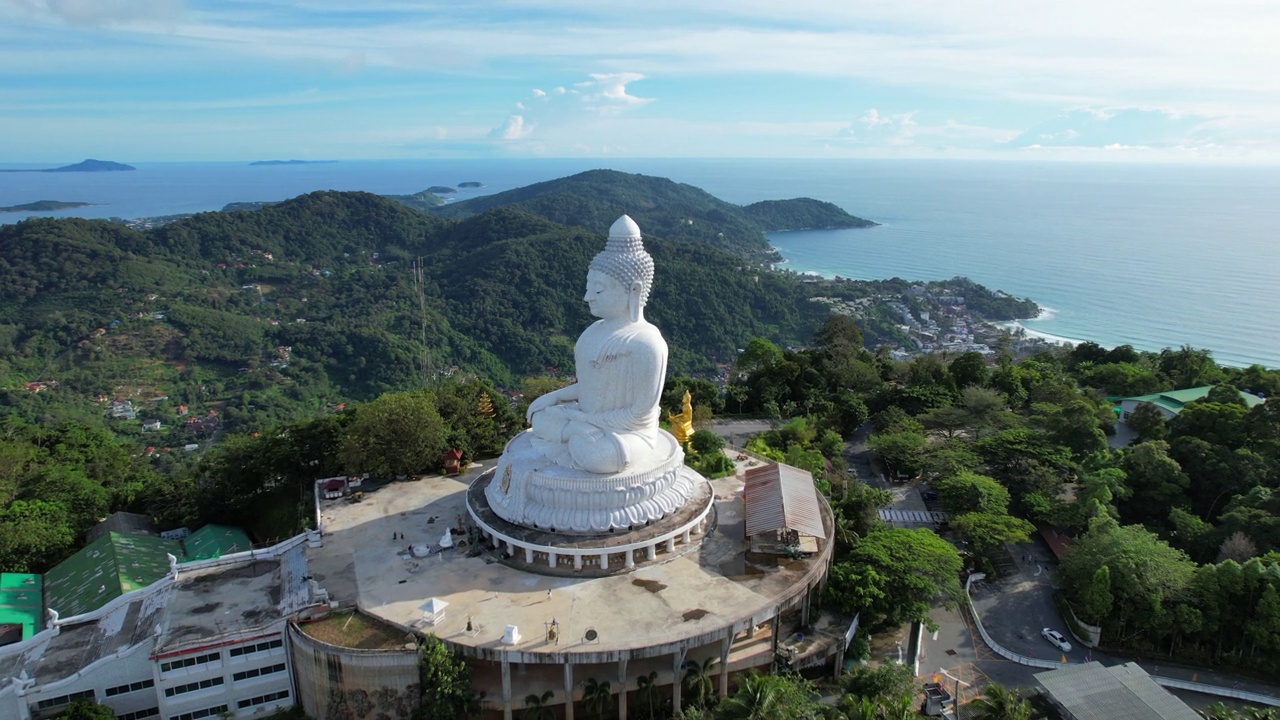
289, 620, 419, 720
25, 634, 155, 720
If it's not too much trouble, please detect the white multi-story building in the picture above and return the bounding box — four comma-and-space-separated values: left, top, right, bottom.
0, 537, 325, 720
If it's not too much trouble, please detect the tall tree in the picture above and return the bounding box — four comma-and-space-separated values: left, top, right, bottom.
968, 683, 1033, 720
682, 657, 717, 710
1126, 401, 1168, 442
341, 390, 448, 477
935, 472, 1011, 515
827, 527, 963, 629
522, 691, 556, 720
582, 677, 614, 720
414, 634, 478, 720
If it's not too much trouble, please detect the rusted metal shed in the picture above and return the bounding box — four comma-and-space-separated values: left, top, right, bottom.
743, 463, 827, 539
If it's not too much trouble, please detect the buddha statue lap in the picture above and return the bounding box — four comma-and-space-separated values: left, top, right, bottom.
485, 216, 698, 534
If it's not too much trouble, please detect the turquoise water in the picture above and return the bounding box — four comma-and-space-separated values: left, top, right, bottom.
2, 158, 1277, 368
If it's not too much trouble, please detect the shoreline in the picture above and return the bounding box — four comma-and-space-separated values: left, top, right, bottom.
992, 307, 1088, 348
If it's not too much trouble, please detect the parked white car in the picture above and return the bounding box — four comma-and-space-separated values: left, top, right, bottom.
1042, 628, 1072, 652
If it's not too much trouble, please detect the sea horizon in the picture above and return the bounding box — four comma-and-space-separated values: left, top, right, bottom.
3, 158, 1277, 369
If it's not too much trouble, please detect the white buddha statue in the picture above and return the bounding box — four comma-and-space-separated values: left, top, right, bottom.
525, 215, 668, 474
484, 215, 698, 535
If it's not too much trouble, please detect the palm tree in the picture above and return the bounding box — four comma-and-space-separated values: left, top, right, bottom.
877, 695, 916, 720
832, 695, 879, 720
522, 690, 556, 720
583, 676, 614, 720
717, 672, 822, 720
969, 682, 1032, 720
635, 670, 662, 720
683, 656, 718, 709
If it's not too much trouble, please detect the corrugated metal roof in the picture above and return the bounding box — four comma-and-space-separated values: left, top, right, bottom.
0, 573, 42, 642
1035, 662, 1201, 720
44, 532, 181, 617
182, 524, 252, 561
743, 463, 826, 539
1122, 386, 1265, 414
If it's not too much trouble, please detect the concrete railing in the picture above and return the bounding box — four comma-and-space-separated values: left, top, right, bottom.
176, 531, 312, 574
1153, 676, 1280, 707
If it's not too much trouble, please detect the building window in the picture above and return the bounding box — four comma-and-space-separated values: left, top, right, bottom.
237, 690, 290, 709
168, 705, 227, 720
35, 689, 95, 710
228, 638, 283, 658
232, 662, 287, 682
159, 652, 221, 673
118, 708, 160, 720
164, 677, 224, 697
106, 679, 156, 697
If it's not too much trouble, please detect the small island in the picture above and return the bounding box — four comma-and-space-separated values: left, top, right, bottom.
249, 160, 338, 166
458, 181, 483, 188
427, 186, 457, 194
48, 159, 135, 172
0, 159, 135, 173
382, 190, 446, 211
0, 200, 93, 213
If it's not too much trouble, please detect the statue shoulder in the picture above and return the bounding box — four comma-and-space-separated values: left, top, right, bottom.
626, 321, 668, 355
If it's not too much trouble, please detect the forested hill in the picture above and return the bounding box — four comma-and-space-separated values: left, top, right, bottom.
426, 169, 876, 258
0, 191, 830, 432
742, 198, 878, 231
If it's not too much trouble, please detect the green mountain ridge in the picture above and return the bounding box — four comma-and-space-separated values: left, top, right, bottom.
425, 169, 876, 258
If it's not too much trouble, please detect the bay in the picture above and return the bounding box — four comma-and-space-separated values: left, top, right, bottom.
2, 158, 1277, 368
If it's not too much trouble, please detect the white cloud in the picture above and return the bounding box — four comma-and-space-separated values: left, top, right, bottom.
553, 87, 566, 95
839, 110, 1018, 150
1007, 107, 1207, 149
532, 88, 546, 97
490, 114, 532, 140
16, 0, 186, 26
573, 72, 653, 112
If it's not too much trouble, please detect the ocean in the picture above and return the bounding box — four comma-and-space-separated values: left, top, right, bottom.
2, 158, 1278, 368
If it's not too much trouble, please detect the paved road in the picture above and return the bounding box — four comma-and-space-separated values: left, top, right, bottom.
963, 533, 1280, 710
708, 418, 775, 448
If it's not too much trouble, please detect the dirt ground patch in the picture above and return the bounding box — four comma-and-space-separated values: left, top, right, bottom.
299, 611, 413, 650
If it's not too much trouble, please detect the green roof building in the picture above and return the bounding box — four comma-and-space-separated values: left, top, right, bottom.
1119, 385, 1264, 422
181, 523, 252, 561
0, 573, 42, 646
43, 532, 182, 618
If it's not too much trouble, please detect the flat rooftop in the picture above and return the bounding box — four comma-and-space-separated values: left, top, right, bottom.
308, 458, 832, 661
155, 559, 284, 655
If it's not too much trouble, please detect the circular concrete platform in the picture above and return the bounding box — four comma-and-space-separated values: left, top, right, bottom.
467, 469, 716, 577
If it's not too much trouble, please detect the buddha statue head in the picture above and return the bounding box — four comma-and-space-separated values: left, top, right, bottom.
589, 215, 653, 323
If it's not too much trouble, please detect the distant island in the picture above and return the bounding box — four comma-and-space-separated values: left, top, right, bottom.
458, 181, 483, 188
427, 186, 456, 194
48, 159, 135, 172
0, 159, 135, 173
249, 160, 339, 166
0, 200, 92, 213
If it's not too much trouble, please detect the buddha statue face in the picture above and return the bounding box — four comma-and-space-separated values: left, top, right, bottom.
584, 269, 633, 321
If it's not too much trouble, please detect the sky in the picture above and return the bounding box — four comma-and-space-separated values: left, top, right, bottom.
2, 0, 1279, 162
